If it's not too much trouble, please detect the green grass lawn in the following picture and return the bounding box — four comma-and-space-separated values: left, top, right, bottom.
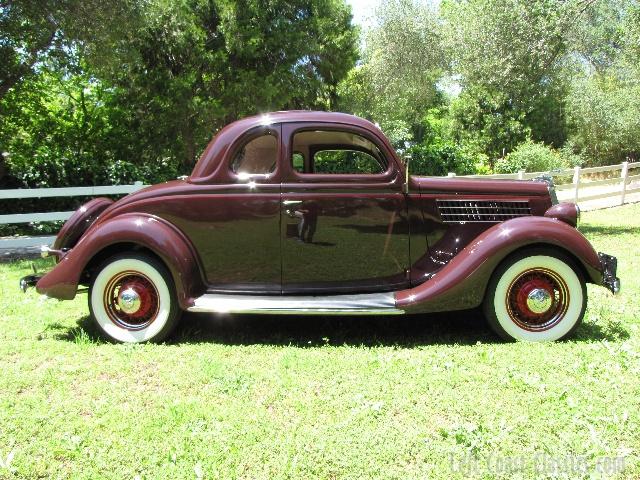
1, 204, 639, 479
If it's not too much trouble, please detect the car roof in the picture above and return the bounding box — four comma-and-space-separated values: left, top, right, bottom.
190, 111, 394, 181
237, 110, 380, 130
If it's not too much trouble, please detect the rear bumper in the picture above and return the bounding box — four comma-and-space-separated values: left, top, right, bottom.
19, 245, 62, 294
599, 252, 620, 294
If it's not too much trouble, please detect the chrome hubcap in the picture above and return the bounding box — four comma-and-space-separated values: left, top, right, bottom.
526, 288, 552, 314
118, 288, 141, 314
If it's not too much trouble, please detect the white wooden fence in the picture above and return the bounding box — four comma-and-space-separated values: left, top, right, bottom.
453, 161, 640, 205
0, 182, 145, 249
1, 161, 639, 250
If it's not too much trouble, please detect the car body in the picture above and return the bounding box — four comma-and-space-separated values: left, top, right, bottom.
21, 111, 620, 343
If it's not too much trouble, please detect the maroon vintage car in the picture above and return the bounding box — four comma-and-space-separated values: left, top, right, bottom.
20, 111, 620, 343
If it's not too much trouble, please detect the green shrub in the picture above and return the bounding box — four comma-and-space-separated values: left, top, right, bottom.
407, 142, 479, 176
496, 140, 571, 174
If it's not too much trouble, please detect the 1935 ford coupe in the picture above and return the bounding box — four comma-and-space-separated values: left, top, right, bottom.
20, 111, 620, 343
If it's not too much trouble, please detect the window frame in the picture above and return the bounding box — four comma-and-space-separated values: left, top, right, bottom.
227, 126, 281, 181
285, 124, 397, 183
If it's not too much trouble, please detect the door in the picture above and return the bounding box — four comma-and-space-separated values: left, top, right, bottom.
280, 124, 410, 294
165, 125, 282, 293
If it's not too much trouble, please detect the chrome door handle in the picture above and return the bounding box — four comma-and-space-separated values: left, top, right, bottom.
283, 200, 302, 218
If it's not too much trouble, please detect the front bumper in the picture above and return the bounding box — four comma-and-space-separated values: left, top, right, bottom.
19, 274, 43, 292
599, 252, 621, 294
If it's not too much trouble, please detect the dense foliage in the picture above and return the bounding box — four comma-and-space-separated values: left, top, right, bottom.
337, 0, 640, 173
1, 0, 639, 193
0, 0, 357, 189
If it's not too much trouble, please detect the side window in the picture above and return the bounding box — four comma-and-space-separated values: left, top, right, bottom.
314, 150, 382, 174
231, 132, 278, 175
291, 130, 386, 175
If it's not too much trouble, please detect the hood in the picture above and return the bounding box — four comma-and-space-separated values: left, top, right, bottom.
409, 176, 550, 196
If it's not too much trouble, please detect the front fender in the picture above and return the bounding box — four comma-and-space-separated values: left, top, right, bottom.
395, 216, 603, 313
36, 213, 205, 309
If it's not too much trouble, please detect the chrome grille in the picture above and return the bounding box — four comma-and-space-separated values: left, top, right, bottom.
437, 199, 531, 223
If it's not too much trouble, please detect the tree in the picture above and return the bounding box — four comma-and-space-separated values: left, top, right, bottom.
566, 74, 640, 165
441, 0, 600, 161
1, 0, 358, 183
564, 0, 640, 165
625, 2, 640, 64
100, 0, 358, 168
448, 86, 531, 166
338, 0, 445, 144
569, 0, 628, 73
366, 0, 445, 124
0, 0, 140, 100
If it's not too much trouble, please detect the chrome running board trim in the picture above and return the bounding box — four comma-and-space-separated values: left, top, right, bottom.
187, 292, 402, 315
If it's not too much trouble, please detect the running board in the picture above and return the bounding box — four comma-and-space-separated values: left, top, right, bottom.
187, 292, 403, 315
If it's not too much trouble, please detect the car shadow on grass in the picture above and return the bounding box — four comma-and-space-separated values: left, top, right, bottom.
578, 224, 639, 236
173, 311, 497, 347
52, 310, 629, 347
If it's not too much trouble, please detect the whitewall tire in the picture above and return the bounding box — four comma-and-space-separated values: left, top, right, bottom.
483, 250, 587, 342
88, 253, 181, 343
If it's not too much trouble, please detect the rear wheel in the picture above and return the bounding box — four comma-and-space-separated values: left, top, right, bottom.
88, 253, 181, 343
483, 250, 587, 341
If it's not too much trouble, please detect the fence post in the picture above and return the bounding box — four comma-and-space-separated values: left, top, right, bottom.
620, 161, 629, 205
517, 170, 525, 180
447, 172, 456, 177
572, 166, 581, 203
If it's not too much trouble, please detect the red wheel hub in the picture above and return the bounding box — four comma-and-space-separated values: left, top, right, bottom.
514, 276, 554, 318
118, 279, 155, 319
506, 268, 569, 331
104, 272, 159, 330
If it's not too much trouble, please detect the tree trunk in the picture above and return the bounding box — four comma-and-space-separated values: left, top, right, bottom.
182, 120, 197, 170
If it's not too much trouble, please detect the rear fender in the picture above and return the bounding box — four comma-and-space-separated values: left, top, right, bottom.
396, 216, 602, 313
36, 213, 206, 309
54, 197, 114, 250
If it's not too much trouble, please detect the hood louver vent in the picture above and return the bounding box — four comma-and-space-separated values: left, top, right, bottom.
437, 199, 531, 223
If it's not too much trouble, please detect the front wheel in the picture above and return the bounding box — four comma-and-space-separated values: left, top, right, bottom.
88, 253, 181, 343
483, 250, 587, 342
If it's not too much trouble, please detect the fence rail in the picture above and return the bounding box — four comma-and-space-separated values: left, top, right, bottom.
0, 182, 146, 249
454, 161, 640, 205
0, 182, 145, 227
1, 162, 639, 250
